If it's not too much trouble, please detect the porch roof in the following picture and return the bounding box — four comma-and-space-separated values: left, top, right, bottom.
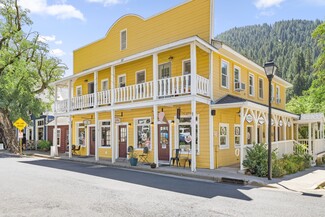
296, 113, 325, 124
47, 117, 69, 126
211, 94, 299, 119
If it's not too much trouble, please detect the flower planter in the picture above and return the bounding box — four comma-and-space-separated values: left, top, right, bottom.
130, 157, 138, 166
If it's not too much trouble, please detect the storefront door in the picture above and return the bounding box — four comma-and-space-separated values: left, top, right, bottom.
158, 124, 169, 161
90, 127, 95, 155
119, 125, 127, 158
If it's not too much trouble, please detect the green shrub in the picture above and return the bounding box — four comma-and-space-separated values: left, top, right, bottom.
243, 143, 277, 177
38, 140, 52, 150
272, 159, 286, 178
294, 143, 308, 156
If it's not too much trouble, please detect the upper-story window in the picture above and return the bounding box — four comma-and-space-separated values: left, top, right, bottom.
221, 60, 229, 89
120, 29, 127, 50
276, 86, 281, 103
183, 60, 191, 75
136, 71, 146, 84
271, 84, 274, 101
88, 82, 94, 94
249, 74, 255, 96
158, 62, 171, 79
258, 78, 264, 99
101, 79, 109, 91
76, 86, 82, 97
234, 66, 240, 90
118, 75, 126, 88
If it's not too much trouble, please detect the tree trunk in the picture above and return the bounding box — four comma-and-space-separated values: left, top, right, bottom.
0, 110, 19, 153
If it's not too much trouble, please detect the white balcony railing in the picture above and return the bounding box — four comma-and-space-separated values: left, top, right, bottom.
115, 81, 153, 103
72, 93, 94, 110
56, 99, 68, 113
158, 74, 191, 97
55, 74, 210, 113
196, 75, 210, 97
97, 90, 111, 106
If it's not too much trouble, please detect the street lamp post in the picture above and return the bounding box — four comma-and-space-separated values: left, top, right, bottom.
264, 60, 277, 180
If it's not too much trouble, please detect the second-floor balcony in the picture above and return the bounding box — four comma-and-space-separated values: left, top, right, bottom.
56, 74, 210, 113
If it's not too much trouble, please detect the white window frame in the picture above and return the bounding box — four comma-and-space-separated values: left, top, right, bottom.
135, 70, 146, 84
158, 62, 172, 79
233, 65, 241, 90
246, 125, 253, 145
100, 120, 111, 148
276, 85, 280, 103
54, 128, 61, 147
120, 29, 127, 51
182, 59, 191, 75
234, 124, 240, 148
221, 60, 229, 89
249, 73, 255, 96
76, 85, 82, 97
258, 78, 264, 99
271, 83, 275, 101
219, 123, 229, 149
36, 119, 44, 141
134, 117, 152, 150
176, 115, 200, 154
117, 74, 126, 88
101, 79, 109, 91
76, 122, 86, 147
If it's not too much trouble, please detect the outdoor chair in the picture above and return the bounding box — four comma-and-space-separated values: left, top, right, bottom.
170, 149, 180, 166
127, 146, 134, 157
72, 145, 81, 155
139, 147, 149, 164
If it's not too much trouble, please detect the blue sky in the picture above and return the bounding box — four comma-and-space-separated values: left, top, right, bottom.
18, 0, 325, 76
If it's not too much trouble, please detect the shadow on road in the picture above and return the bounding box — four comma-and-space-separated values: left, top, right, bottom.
20, 159, 253, 200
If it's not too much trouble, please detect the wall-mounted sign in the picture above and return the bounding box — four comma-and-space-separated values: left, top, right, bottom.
246, 114, 253, 123
115, 117, 121, 123
279, 120, 283, 127
258, 117, 265, 125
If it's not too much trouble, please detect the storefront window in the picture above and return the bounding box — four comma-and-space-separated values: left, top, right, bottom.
101, 121, 111, 147
219, 123, 229, 149
178, 116, 199, 152
135, 118, 151, 149
234, 125, 240, 148
77, 123, 85, 146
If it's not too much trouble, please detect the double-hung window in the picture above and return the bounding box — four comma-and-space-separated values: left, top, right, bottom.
118, 75, 126, 88
258, 78, 264, 99
120, 29, 127, 50
234, 125, 240, 148
234, 66, 240, 89
221, 60, 229, 88
219, 123, 229, 149
249, 74, 255, 96
101, 79, 109, 91
276, 86, 281, 103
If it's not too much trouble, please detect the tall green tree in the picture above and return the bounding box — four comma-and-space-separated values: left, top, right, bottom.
0, 0, 66, 153
286, 21, 325, 114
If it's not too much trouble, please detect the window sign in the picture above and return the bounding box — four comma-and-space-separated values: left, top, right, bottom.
135, 118, 151, 149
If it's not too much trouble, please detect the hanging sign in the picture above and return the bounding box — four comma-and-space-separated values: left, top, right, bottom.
258, 117, 265, 125
279, 120, 283, 127
288, 121, 291, 127
115, 117, 121, 124
246, 114, 253, 123
235, 148, 240, 157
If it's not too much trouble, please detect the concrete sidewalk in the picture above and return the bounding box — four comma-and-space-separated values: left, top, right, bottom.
11, 150, 325, 191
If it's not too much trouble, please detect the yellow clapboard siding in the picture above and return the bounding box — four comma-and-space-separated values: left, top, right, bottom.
74, 0, 211, 73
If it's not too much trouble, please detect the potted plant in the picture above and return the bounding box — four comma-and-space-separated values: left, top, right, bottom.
150, 162, 156, 169
129, 150, 138, 166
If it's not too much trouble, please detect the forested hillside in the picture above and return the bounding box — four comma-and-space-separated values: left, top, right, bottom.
216, 20, 322, 99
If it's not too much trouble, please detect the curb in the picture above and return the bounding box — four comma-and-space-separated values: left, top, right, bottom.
30, 153, 269, 187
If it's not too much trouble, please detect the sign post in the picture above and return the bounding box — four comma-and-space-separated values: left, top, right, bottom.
13, 118, 27, 155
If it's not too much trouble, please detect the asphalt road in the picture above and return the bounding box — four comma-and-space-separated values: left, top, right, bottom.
0, 152, 324, 217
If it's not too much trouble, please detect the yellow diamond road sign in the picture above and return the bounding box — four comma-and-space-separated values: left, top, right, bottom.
13, 118, 27, 131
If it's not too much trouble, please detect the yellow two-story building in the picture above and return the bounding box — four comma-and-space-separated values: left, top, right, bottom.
51, 0, 325, 171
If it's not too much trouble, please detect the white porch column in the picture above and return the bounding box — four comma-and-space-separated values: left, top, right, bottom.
111, 66, 115, 106
209, 107, 214, 169
153, 53, 158, 100
51, 116, 58, 157
321, 121, 324, 139
95, 112, 99, 161
190, 43, 197, 96
111, 110, 115, 163
68, 80, 72, 112
54, 85, 58, 114
296, 123, 299, 141
94, 71, 98, 108
153, 105, 159, 166
291, 119, 294, 140
240, 107, 245, 171
209, 52, 214, 100
191, 100, 197, 172
283, 121, 287, 141
254, 120, 258, 144
68, 115, 72, 158
308, 122, 312, 155
275, 123, 278, 141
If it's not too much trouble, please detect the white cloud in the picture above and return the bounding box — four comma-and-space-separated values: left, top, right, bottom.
50, 49, 66, 57
55, 40, 63, 45
18, 0, 85, 21
38, 35, 56, 43
86, 0, 127, 7
254, 0, 285, 9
